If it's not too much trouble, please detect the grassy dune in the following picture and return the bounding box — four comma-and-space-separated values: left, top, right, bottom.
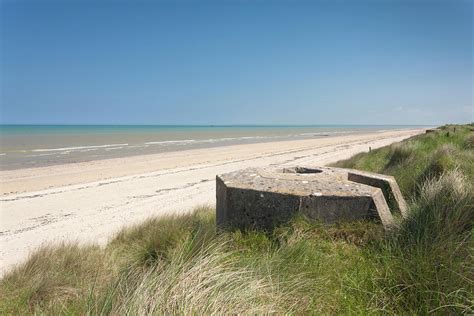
1, 125, 473, 314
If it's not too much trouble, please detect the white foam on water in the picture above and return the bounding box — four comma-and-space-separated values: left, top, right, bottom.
104, 147, 124, 151
31, 143, 129, 152
299, 131, 353, 136
30, 153, 57, 157
143, 135, 281, 146
145, 140, 196, 145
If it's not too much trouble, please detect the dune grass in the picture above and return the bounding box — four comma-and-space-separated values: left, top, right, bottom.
332, 124, 473, 197
1, 124, 473, 314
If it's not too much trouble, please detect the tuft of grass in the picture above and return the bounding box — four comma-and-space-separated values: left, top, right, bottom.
108, 205, 215, 269
366, 169, 474, 314
106, 238, 299, 314
1, 124, 473, 314
0, 244, 111, 314
465, 132, 474, 149
400, 168, 472, 245
386, 142, 416, 168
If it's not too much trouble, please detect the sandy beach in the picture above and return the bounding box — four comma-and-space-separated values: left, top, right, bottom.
0, 129, 424, 275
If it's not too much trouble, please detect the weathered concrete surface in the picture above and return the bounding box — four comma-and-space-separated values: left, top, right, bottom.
347, 170, 408, 218
216, 166, 407, 231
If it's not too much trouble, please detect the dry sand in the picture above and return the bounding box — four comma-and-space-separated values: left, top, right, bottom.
0, 129, 424, 275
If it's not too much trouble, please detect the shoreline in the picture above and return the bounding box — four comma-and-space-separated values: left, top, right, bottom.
1, 129, 424, 195
0, 126, 428, 171
0, 128, 424, 275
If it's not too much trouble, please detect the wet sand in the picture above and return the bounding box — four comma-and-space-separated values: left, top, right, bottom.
0, 128, 424, 275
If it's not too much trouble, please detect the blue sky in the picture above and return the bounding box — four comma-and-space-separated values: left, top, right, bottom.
1, 0, 472, 125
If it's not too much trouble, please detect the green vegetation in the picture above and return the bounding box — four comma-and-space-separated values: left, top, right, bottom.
1, 125, 473, 314
332, 125, 473, 199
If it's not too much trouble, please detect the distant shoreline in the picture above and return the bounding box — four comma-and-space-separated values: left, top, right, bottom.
0, 125, 429, 170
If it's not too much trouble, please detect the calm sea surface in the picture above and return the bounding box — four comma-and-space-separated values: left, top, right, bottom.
0, 125, 423, 170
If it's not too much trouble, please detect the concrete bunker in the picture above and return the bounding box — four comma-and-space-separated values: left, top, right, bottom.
216, 166, 407, 231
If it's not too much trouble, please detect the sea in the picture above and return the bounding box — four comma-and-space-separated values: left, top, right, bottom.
0, 125, 424, 170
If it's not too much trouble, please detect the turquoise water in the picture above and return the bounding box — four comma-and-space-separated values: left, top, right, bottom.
0, 125, 424, 170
